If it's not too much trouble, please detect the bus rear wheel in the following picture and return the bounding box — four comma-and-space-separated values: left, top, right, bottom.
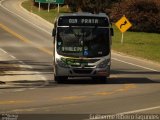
54, 76, 68, 83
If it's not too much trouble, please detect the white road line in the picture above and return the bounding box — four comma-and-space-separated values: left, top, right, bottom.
9, 55, 17, 59
0, 48, 7, 53
112, 58, 159, 72
19, 64, 32, 69
28, 88, 36, 90
117, 105, 160, 115
13, 88, 26, 92
0, 48, 47, 81
0, 48, 16, 59
0, 0, 51, 35
0, 1, 48, 82
113, 52, 160, 67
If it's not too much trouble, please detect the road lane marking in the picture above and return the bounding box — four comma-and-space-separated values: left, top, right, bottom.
0, 23, 50, 82
0, 47, 47, 81
117, 105, 160, 115
0, 48, 8, 54
115, 88, 127, 92
0, 0, 51, 35
61, 96, 86, 100
95, 84, 136, 96
95, 92, 114, 96
112, 58, 159, 72
0, 23, 52, 56
124, 84, 136, 89
9, 55, 17, 59
13, 89, 26, 92
0, 100, 32, 105
113, 52, 160, 67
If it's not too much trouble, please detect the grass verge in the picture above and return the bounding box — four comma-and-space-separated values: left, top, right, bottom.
113, 27, 160, 63
22, 0, 160, 63
22, 0, 71, 23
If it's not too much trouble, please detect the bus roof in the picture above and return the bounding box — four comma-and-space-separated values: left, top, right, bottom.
58, 12, 108, 18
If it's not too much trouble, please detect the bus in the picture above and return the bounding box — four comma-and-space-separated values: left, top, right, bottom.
52, 13, 114, 83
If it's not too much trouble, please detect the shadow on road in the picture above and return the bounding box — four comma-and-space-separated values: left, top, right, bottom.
0, 60, 160, 89
0, 60, 53, 76
0, 77, 159, 90
107, 77, 160, 84
111, 69, 160, 75
1, 77, 159, 89
50, 77, 160, 85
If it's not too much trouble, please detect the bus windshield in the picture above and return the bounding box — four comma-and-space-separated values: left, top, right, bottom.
57, 27, 110, 58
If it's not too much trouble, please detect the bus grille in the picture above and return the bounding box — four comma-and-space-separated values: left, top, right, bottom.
73, 69, 93, 74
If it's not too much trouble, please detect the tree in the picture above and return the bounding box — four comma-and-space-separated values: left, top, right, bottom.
65, 0, 119, 13
110, 0, 160, 33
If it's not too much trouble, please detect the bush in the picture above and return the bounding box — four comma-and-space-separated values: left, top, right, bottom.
65, 0, 119, 13
110, 0, 160, 33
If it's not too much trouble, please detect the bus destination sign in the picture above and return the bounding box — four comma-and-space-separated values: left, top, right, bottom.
58, 16, 109, 26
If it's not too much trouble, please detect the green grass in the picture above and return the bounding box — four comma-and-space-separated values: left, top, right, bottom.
113, 26, 160, 63
22, 0, 160, 63
22, 0, 71, 23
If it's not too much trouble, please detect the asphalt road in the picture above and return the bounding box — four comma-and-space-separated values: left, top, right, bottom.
0, 0, 160, 119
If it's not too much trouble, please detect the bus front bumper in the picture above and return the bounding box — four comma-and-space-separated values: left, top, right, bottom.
55, 64, 110, 77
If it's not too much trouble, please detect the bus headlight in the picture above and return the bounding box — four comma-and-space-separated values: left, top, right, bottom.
56, 58, 69, 68
97, 59, 109, 68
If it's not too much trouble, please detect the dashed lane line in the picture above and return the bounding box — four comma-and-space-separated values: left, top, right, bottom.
0, 100, 32, 105
0, 84, 136, 106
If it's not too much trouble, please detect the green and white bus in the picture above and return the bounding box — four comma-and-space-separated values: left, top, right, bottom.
52, 13, 113, 83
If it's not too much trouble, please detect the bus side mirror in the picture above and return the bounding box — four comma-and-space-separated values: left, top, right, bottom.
52, 29, 56, 37
110, 28, 114, 36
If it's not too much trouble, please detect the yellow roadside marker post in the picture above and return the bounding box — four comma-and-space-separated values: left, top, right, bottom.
115, 15, 132, 44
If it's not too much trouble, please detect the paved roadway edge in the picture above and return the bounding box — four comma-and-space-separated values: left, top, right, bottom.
19, 0, 53, 28
0, 0, 51, 35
